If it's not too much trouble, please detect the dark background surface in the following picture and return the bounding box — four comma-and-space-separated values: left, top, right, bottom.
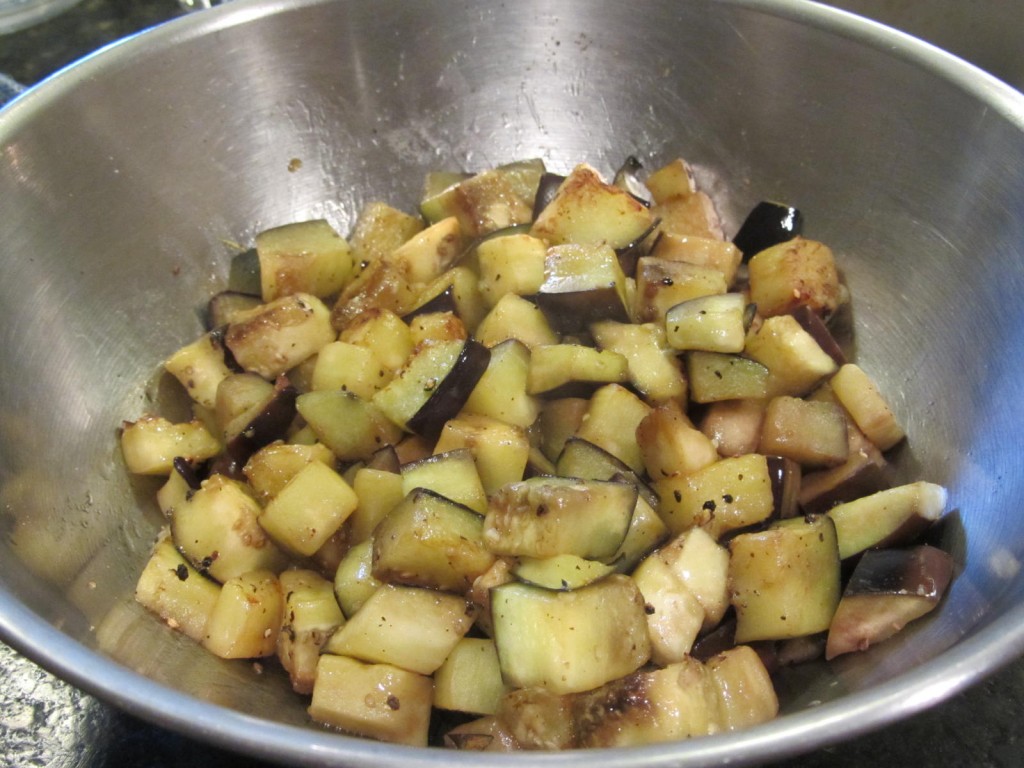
2, 1, 1022, 766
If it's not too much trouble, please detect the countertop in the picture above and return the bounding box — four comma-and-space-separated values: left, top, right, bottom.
2, 1, 1023, 767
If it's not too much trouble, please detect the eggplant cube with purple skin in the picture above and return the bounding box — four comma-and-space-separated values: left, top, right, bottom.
825, 544, 954, 659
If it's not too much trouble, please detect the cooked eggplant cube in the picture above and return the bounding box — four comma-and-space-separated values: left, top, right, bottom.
400, 448, 488, 514
747, 237, 843, 319
651, 232, 743, 286
296, 389, 403, 462
799, 424, 891, 515
826, 481, 948, 560
825, 544, 954, 659
732, 201, 803, 261
255, 219, 354, 302
527, 343, 628, 399
433, 637, 508, 716
371, 488, 495, 593
474, 292, 560, 350
120, 415, 221, 476
309, 654, 433, 747
225, 293, 337, 380
759, 395, 849, 468
433, 413, 531, 496
511, 554, 615, 591
372, 338, 490, 438
461, 339, 540, 429
202, 569, 284, 659
135, 532, 221, 643
530, 163, 655, 251
164, 332, 234, 410
347, 200, 425, 281
729, 515, 841, 643
590, 320, 687, 403
686, 351, 770, 404
490, 575, 651, 695
655, 453, 774, 539
829, 363, 906, 451
536, 242, 631, 333
665, 292, 748, 353
324, 583, 474, 674
637, 401, 719, 481
277, 569, 345, 694
476, 233, 547, 307
171, 474, 289, 582
634, 257, 728, 324
483, 476, 636, 561
743, 313, 839, 397
258, 460, 359, 557
420, 160, 544, 237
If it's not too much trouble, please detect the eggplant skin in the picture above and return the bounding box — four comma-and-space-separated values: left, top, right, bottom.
825, 544, 954, 660
407, 339, 491, 439
732, 201, 803, 261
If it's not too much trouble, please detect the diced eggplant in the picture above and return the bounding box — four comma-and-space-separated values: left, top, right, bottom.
573, 383, 651, 475
372, 338, 490, 439
210, 375, 298, 479
135, 531, 221, 643
433, 637, 508, 716
309, 655, 433, 747
400, 447, 488, 514
420, 159, 545, 237
590, 320, 687, 403
225, 293, 336, 380
372, 488, 495, 593
535, 242, 631, 334
655, 453, 775, 539
444, 716, 520, 751
758, 395, 849, 469
255, 219, 354, 302
829, 363, 906, 451
433, 413, 531, 496
202, 569, 284, 659
296, 390, 403, 463
526, 343, 628, 399
732, 201, 803, 261
790, 305, 847, 365
483, 476, 636, 561
825, 544, 954, 659
324, 583, 474, 674
743, 313, 839, 397
729, 515, 841, 643
276, 569, 345, 694
826, 481, 948, 560
530, 164, 655, 251
170, 474, 288, 582
490, 575, 651, 695
664, 292, 749, 354
258, 459, 358, 557
747, 237, 844, 319
474, 292, 560, 350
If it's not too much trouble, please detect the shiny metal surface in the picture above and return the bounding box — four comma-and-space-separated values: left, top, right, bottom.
1, 0, 1023, 765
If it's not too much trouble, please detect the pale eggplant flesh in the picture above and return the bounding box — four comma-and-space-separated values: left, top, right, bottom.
209, 375, 299, 479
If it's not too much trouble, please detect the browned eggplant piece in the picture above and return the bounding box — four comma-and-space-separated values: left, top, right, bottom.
407, 339, 491, 439
732, 201, 803, 261
790, 305, 847, 365
210, 375, 298, 479
766, 455, 801, 519
825, 544, 954, 660
531, 172, 567, 220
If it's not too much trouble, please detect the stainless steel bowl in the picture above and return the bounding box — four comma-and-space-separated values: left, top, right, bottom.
2, 0, 1023, 765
